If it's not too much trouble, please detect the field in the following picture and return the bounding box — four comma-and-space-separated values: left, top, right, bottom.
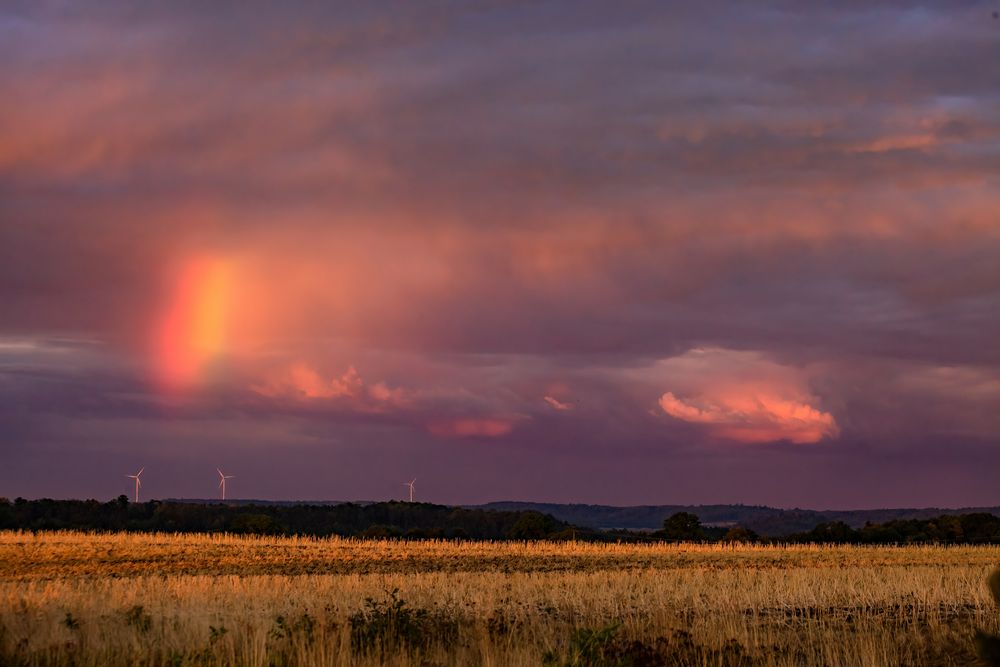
1, 532, 999, 666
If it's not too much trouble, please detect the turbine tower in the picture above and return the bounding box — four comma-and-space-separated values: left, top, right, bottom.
126, 468, 144, 503
403, 478, 416, 503
217, 468, 234, 501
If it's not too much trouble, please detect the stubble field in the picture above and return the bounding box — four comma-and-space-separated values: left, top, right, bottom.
1, 531, 998, 666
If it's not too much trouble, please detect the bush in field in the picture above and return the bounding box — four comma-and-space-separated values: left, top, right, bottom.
266, 611, 317, 665
543, 623, 629, 666
543, 622, 664, 666
123, 605, 152, 633
543, 623, 755, 666
977, 567, 1000, 666
349, 588, 458, 656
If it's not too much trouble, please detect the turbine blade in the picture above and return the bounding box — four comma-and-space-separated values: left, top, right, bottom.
137, 468, 144, 476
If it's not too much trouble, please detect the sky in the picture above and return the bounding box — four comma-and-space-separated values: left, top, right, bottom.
1, 1, 999, 508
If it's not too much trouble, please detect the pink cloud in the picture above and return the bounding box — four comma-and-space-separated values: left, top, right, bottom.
649, 348, 839, 445
252, 362, 409, 410
659, 391, 838, 444
427, 418, 517, 438
253, 360, 530, 438
543, 395, 573, 411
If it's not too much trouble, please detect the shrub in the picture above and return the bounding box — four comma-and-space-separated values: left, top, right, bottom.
209, 625, 228, 645
543, 625, 756, 667
543, 623, 635, 666
269, 613, 316, 643
976, 567, 1000, 666
348, 588, 458, 656
124, 605, 152, 633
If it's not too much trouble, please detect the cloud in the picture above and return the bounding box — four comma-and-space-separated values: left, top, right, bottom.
1, 1, 998, 371
427, 417, 518, 439
865, 362, 1000, 442
649, 348, 838, 445
251, 362, 409, 411
248, 358, 529, 441
659, 392, 838, 445
543, 395, 573, 411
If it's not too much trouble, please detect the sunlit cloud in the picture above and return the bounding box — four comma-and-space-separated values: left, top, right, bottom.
543, 395, 573, 411
267, 363, 363, 399
427, 418, 518, 439
659, 391, 838, 445
649, 348, 838, 445
252, 362, 409, 411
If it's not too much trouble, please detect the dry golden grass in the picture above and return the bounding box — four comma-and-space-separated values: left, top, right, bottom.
1, 531, 998, 666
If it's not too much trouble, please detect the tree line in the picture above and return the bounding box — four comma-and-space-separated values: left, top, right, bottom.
0, 497, 567, 540
2, 498, 999, 544
654, 511, 1000, 544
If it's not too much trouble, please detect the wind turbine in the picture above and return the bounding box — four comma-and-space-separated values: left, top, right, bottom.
126, 468, 144, 503
217, 468, 234, 501
403, 478, 416, 503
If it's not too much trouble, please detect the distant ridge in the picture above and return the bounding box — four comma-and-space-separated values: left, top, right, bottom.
467, 502, 1000, 537
166, 499, 376, 506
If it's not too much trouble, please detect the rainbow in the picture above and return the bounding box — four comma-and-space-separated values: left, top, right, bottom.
153, 257, 232, 389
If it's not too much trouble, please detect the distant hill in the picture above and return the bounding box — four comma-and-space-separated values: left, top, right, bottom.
167, 499, 376, 506
469, 502, 1000, 537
